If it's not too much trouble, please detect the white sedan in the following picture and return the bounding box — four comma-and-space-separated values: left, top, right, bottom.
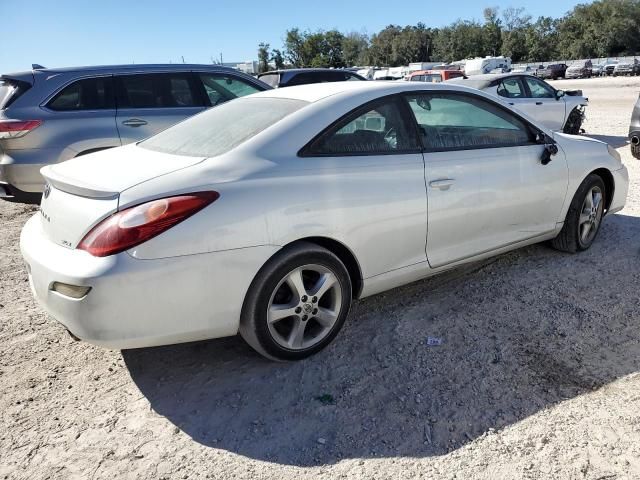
448, 73, 589, 134
20, 81, 628, 361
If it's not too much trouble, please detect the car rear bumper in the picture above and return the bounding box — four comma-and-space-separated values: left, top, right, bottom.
20, 214, 279, 349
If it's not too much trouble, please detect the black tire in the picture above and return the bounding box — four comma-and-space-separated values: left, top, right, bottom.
563, 107, 584, 135
551, 174, 606, 253
239, 242, 352, 361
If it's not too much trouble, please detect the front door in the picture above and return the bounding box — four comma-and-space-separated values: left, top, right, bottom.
404, 91, 569, 268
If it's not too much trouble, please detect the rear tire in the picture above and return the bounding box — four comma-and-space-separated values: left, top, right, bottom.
239, 242, 352, 361
551, 174, 606, 253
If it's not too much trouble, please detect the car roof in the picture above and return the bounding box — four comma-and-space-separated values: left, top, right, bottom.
259, 68, 355, 76
248, 80, 489, 103
5, 64, 242, 76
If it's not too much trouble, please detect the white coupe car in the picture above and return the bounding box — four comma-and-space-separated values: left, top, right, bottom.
20, 81, 628, 361
448, 73, 589, 134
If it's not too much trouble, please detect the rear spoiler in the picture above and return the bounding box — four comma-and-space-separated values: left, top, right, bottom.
41, 166, 119, 199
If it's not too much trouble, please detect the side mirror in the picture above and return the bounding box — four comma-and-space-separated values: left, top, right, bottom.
541, 142, 558, 165
556, 90, 565, 100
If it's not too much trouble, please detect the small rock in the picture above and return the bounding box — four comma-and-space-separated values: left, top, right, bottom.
317, 437, 326, 445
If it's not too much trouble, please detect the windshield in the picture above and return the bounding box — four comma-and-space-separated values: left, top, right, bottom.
140, 97, 308, 157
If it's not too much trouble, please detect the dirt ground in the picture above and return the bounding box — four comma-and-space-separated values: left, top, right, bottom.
2, 76, 640, 480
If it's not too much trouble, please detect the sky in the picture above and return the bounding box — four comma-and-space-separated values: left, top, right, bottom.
1, 0, 583, 72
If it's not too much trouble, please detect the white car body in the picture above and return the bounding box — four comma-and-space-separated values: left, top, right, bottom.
447, 73, 589, 132
20, 81, 627, 356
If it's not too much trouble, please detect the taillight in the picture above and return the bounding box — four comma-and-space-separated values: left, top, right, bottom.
78, 191, 219, 257
0, 119, 42, 139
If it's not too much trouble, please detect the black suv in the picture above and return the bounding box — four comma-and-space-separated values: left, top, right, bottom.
537, 64, 568, 80
258, 69, 366, 88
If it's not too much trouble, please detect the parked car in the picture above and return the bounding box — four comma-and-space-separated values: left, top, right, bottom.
629, 93, 640, 159
565, 60, 593, 79
591, 64, 605, 76
257, 69, 366, 88
447, 73, 589, 133
537, 63, 568, 80
511, 66, 535, 74
603, 61, 619, 76
407, 69, 465, 83
533, 64, 546, 77
464, 56, 512, 76
0, 64, 270, 203
613, 60, 640, 76
20, 81, 627, 361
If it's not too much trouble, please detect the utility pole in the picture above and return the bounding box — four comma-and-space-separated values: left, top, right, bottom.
181, 56, 185, 64
220, 52, 223, 65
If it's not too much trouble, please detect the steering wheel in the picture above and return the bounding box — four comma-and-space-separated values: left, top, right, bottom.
383, 127, 397, 149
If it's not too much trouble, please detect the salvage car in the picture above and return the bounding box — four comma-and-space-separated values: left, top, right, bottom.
613, 60, 639, 76
407, 69, 465, 83
537, 63, 568, 80
21, 81, 628, 360
447, 73, 588, 133
565, 60, 593, 79
0, 64, 270, 203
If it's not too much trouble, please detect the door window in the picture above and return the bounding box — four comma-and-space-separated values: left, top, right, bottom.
406, 92, 534, 150
303, 97, 419, 155
48, 77, 115, 111
116, 73, 201, 109
524, 77, 555, 99
496, 77, 525, 98
198, 73, 262, 106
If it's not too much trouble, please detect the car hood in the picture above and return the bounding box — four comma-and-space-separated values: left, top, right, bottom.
41, 144, 206, 199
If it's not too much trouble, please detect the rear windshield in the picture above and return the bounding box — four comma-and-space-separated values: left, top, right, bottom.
0, 79, 29, 109
140, 97, 307, 157
258, 74, 280, 88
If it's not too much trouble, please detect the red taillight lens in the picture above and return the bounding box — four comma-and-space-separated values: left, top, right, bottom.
0, 119, 43, 138
78, 191, 219, 257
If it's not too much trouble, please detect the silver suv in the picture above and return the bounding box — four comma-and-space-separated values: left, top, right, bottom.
0, 64, 270, 202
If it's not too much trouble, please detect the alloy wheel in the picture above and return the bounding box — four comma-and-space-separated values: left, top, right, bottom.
578, 185, 604, 246
267, 264, 343, 350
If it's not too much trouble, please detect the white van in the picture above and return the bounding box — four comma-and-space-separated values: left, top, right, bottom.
464, 56, 512, 76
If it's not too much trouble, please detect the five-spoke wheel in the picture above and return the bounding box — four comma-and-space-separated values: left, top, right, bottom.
240, 242, 352, 361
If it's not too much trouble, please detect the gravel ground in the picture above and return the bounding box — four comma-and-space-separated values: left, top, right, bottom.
2, 75, 640, 480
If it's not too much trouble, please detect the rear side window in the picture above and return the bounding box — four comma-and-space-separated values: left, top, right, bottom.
198, 73, 262, 106
0, 79, 30, 110
406, 92, 534, 151
47, 77, 114, 111
116, 73, 202, 109
140, 97, 307, 157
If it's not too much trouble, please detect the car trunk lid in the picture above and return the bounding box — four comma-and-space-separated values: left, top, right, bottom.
39, 144, 206, 248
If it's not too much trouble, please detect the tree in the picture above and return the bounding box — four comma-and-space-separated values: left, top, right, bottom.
483, 7, 502, 56
271, 49, 285, 69
284, 28, 305, 67
342, 32, 369, 66
500, 7, 532, 62
257, 42, 270, 73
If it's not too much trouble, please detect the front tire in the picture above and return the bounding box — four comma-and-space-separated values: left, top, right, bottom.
563, 107, 584, 135
551, 174, 606, 253
239, 242, 352, 361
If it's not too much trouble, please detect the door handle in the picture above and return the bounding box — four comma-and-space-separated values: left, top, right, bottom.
535, 102, 543, 105
122, 118, 148, 127
429, 179, 455, 190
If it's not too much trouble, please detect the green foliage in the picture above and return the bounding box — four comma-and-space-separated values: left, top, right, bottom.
266, 1, 640, 68
257, 42, 270, 73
